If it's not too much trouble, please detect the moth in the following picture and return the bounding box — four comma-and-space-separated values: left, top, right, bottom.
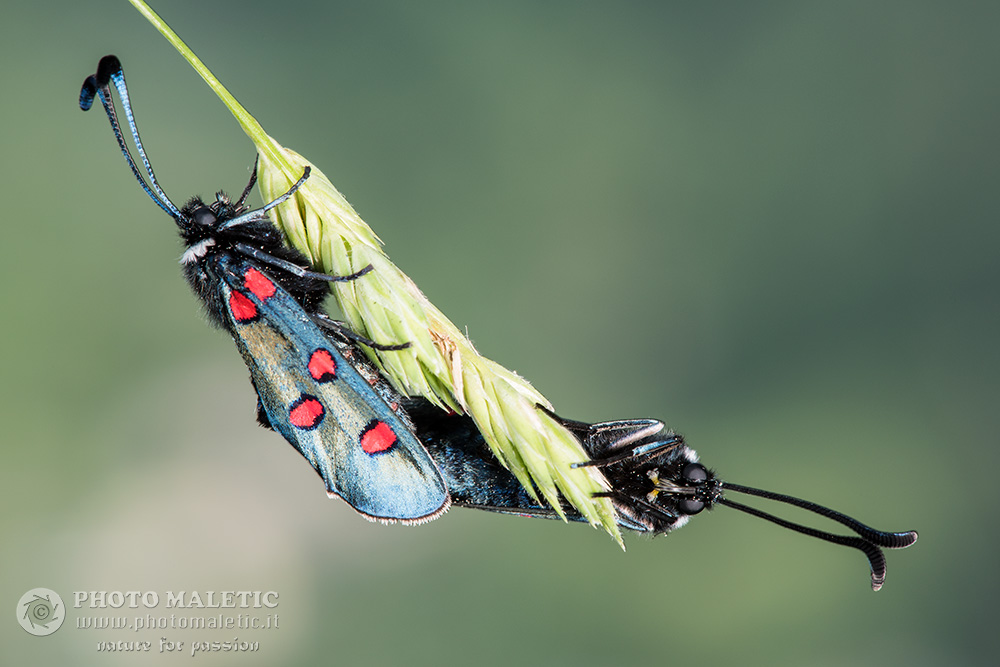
407, 398, 917, 591
80, 55, 449, 524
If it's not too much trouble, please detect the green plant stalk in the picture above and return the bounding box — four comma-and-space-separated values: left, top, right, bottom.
127, 0, 622, 544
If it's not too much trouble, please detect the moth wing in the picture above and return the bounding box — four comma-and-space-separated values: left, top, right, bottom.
214, 256, 449, 523
537, 405, 666, 458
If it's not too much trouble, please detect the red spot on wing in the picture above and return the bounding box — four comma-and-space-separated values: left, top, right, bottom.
244, 267, 276, 301
289, 395, 325, 430
360, 420, 397, 455
308, 349, 337, 383
228, 291, 258, 322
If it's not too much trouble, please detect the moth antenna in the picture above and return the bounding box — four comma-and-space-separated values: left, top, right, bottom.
79, 55, 182, 218
723, 482, 918, 548
719, 483, 917, 591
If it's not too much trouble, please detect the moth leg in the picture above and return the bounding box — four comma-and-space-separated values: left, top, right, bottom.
256, 397, 273, 430
249, 375, 274, 430
313, 314, 411, 351
232, 242, 373, 283
234, 155, 259, 208
575, 435, 684, 468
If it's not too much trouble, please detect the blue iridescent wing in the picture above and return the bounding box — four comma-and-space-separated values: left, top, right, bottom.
210, 254, 449, 523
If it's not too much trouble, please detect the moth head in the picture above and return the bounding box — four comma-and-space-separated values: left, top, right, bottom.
591, 435, 723, 534
190, 204, 218, 228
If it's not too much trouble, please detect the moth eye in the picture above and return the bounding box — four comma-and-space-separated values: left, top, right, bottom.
192, 208, 217, 227
682, 462, 707, 484
678, 498, 705, 515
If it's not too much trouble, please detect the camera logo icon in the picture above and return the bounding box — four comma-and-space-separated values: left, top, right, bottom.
17, 588, 65, 636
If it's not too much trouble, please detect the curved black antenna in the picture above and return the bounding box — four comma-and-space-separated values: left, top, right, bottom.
719, 483, 917, 591
80, 55, 182, 218
723, 482, 918, 549
717, 497, 891, 590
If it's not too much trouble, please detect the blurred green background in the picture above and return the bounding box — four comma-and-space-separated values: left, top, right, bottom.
2, 1, 996, 665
